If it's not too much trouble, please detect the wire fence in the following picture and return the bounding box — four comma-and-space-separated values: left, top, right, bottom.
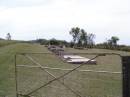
15, 53, 122, 97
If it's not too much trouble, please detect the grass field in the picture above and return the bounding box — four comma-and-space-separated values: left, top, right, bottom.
0, 42, 130, 97
0, 40, 18, 47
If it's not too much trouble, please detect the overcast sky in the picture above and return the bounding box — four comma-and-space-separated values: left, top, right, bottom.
0, 0, 129, 45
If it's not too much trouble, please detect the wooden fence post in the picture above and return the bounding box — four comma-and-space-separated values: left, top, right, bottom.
122, 56, 130, 97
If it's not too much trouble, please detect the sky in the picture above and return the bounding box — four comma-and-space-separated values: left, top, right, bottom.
0, 0, 129, 45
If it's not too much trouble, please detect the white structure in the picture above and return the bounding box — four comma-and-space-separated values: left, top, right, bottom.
63, 55, 96, 64
63, 55, 85, 59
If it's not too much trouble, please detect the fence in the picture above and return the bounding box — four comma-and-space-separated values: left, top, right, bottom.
15, 52, 123, 97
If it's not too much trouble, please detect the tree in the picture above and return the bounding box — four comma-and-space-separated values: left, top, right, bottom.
69, 27, 96, 48
80, 29, 88, 47
6, 33, 11, 40
111, 36, 119, 46
107, 39, 113, 48
69, 27, 80, 47
69, 41, 74, 48
87, 33, 95, 46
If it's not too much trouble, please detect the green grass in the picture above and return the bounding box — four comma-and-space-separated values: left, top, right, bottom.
0, 40, 18, 47
0, 43, 50, 97
0, 43, 129, 97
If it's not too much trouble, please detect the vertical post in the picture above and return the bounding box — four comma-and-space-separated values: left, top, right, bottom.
122, 56, 130, 97
15, 54, 18, 97
63, 77, 64, 84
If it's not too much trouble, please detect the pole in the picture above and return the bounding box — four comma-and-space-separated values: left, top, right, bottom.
15, 54, 19, 97
122, 56, 130, 97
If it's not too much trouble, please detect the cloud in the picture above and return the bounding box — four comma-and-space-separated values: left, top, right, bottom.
0, 0, 130, 44
0, 0, 52, 8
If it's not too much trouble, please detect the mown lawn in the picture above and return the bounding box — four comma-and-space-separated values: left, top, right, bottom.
0, 43, 50, 97
0, 40, 18, 47
0, 43, 129, 97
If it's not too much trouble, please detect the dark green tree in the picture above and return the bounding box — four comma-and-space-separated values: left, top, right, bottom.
69, 27, 80, 47
69, 27, 96, 48
80, 29, 88, 47
111, 36, 119, 46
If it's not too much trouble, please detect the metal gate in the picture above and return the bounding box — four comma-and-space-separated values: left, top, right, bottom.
15, 52, 123, 97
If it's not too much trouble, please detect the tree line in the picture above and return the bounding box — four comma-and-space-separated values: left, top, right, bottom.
34, 27, 130, 51
2, 30, 129, 51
